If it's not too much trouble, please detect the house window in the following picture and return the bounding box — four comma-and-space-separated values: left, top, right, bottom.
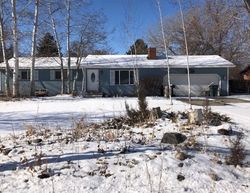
55, 70, 61, 80
111, 70, 135, 85
186, 68, 195, 74
20, 70, 30, 80
51, 69, 67, 80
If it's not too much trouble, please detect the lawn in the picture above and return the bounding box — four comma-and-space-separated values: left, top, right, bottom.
0, 95, 249, 193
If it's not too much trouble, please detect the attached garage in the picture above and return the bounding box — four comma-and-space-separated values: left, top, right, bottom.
165, 74, 221, 96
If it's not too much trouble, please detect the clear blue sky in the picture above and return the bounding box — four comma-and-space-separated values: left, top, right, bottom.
88, 0, 178, 54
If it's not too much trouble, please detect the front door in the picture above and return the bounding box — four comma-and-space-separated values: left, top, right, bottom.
87, 69, 99, 91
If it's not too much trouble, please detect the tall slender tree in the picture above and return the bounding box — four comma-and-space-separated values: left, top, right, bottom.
156, 0, 173, 105
178, 0, 192, 109
47, 0, 65, 94
11, 0, 19, 97
0, 0, 10, 96
30, 0, 40, 96
65, 0, 71, 93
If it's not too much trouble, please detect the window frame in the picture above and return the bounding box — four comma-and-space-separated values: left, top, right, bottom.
111, 70, 135, 85
20, 70, 30, 80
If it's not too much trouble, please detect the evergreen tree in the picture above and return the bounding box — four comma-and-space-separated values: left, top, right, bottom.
36, 32, 58, 57
126, 39, 148, 55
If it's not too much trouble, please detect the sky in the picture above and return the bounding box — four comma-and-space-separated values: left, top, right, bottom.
88, 0, 178, 54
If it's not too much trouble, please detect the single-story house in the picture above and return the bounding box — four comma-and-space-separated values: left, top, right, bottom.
0, 48, 235, 97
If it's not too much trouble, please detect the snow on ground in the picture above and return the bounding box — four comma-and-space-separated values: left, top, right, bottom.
0, 96, 188, 135
0, 96, 249, 193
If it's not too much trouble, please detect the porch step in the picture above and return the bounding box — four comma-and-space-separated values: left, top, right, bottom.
85, 91, 103, 98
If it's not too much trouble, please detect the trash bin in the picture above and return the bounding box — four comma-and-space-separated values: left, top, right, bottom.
209, 85, 219, 97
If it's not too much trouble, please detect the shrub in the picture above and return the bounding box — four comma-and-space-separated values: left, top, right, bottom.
137, 84, 149, 120
226, 134, 246, 167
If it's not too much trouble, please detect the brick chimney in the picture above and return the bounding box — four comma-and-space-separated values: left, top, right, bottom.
147, 47, 156, 59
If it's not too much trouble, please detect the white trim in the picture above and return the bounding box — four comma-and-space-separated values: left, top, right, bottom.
110, 70, 115, 85
50, 70, 55, 80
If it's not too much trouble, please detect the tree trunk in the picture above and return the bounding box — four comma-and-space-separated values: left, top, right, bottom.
0, 0, 10, 97
66, 0, 71, 94
30, 0, 39, 96
48, 1, 64, 94
11, 0, 19, 97
156, 0, 172, 105
178, 0, 192, 109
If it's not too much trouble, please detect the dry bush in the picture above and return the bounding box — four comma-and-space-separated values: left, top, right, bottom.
202, 99, 231, 126
25, 124, 36, 136
72, 118, 88, 141
226, 134, 246, 167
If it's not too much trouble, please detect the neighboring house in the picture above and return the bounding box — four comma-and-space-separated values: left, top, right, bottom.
240, 65, 250, 93
0, 48, 235, 97
0, 57, 82, 96
240, 65, 250, 80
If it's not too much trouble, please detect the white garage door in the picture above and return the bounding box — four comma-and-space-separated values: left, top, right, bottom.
164, 74, 221, 96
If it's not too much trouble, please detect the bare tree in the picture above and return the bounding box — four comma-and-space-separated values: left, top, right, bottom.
47, 0, 65, 94
156, 0, 173, 105
70, 12, 109, 95
178, 0, 192, 109
0, 0, 10, 96
65, 0, 71, 94
11, 0, 19, 97
30, 0, 40, 96
243, 0, 250, 13
148, 0, 250, 71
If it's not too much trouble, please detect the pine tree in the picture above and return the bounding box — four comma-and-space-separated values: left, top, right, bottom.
37, 32, 58, 57
126, 39, 148, 55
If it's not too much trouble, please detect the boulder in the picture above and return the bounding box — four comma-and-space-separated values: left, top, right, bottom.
161, 132, 187, 144
32, 138, 42, 144
188, 109, 203, 125
175, 152, 188, 161
177, 174, 185, 181
218, 128, 231, 135
2, 148, 12, 155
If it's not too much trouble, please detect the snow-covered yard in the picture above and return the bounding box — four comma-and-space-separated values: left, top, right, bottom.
0, 96, 249, 193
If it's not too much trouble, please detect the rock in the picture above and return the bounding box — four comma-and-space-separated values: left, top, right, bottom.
218, 128, 231, 135
188, 109, 203, 125
161, 132, 187, 144
55, 132, 62, 136
177, 174, 185, 181
175, 152, 188, 161
2, 148, 12, 155
38, 172, 50, 179
151, 107, 162, 119
209, 172, 220, 181
32, 138, 42, 144
178, 162, 184, 167
18, 150, 25, 154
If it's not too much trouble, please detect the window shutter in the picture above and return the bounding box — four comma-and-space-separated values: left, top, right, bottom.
34, 70, 39, 81
110, 70, 115, 85
50, 70, 55, 80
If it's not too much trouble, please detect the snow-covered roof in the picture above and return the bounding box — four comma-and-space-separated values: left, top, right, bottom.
0, 57, 79, 69
84, 55, 235, 68
0, 55, 235, 69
